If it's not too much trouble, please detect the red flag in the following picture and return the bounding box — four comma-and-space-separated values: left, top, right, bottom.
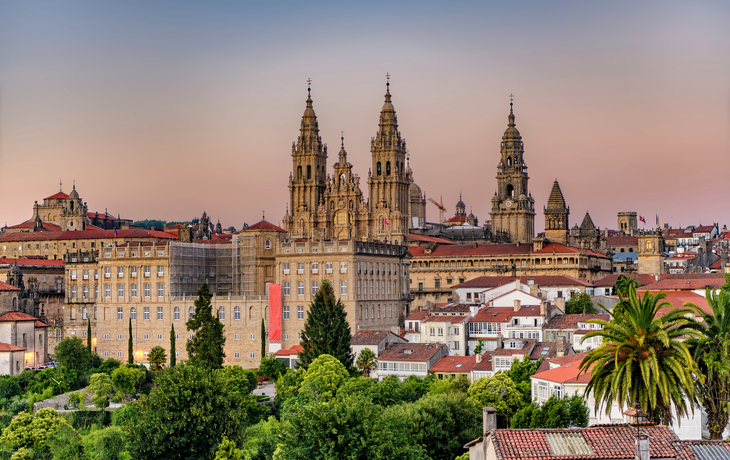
384, 218, 389, 226
639, 216, 646, 224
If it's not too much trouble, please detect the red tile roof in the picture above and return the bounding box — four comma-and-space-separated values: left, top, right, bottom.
489, 289, 542, 306
35, 320, 49, 328
591, 273, 656, 287
454, 275, 592, 289
407, 234, 456, 244
604, 235, 638, 246
472, 354, 493, 372
274, 345, 303, 356
409, 243, 533, 258
3, 221, 62, 231
45, 191, 69, 200
0, 311, 39, 322
637, 291, 710, 317
490, 424, 681, 460
423, 315, 470, 324
351, 330, 396, 345
0, 343, 26, 352
469, 306, 542, 324
531, 357, 591, 384
444, 215, 467, 224
405, 309, 430, 321
244, 220, 285, 232
0, 281, 20, 291
642, 273, 725, 291
0, 228, 175, 243
547, 351, 589, 366
0, 258, 65, 268
544, 313, 610, 330
430, 356, 477, 373
534, 242, 609, 259
378, 343, 445, 361
87, 212, 117, 220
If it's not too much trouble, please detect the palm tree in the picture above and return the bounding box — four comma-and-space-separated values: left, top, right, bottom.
613, 275, 640, 298
685, 288, 730, 439
148, 346, 168, 374
579, 286, 700, 424
356, 348, 378, 378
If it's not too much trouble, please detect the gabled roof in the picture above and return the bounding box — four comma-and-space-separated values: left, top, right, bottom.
2, 221, 62, 231
0, 311, 39, 322
489, 424, 681, 460
35, 320, 49, 328
378, 343, 445, 361
430, 356, 477, 373
642, 273, 725, 291
45, 191, 69, 200
0, 281, 20, 292
407, 234, 456, 245
0, 343, 26, 352
591, 273, 655, 287
544, 313, 610, 330
531, 358, 591, 384
454, 275, 592, 289
534, 242, 608, 259
405, 310, 430, 321
244, 220, 285, 232
274, 345, 303, 356
351, 330, 396, 346
469, 305, 542, 324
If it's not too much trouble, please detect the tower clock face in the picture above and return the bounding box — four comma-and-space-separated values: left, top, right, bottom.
505, 199, 513, 208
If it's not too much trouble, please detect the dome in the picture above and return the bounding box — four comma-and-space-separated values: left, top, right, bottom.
456, 199, 465, 208
409, 182, 422, 199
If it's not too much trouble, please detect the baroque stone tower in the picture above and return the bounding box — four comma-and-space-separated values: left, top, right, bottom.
618, 212, 638, 235
544, 180, 569, 245
285, 85, 328, 238
638, 230, 664, 276
490, 101, 535, 243
368, 79, 410, 244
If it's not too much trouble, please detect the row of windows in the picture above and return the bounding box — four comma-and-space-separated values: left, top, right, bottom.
112, 305, 257, 321
356, 279, 395, 297
428, 327, 460, 337
361, 304, 395, 320
101, 350, 256, 359
75, 283, 165, 299
281, 262, 398, 276
282, 281, 347, 296
282, 305, 305, 320
71, 266, 164, 281
412, 257, 581, 269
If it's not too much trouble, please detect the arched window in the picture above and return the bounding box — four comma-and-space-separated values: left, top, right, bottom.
297, 165, 302, 180
307, 165, 312, 179
386, 161, 391, 175
188, 306, 194, 319
264, 239, 271, 249
174, 307, 180, 320
507, 157, 512, 166
234, 306, 240, 320
219, 307, 225, 321
377, 162, 382, 176
131, 307, 137, 320
11, 297, 16, 310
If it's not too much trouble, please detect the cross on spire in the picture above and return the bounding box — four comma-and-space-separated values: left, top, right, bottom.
386, 72, 390, 86
306, 78, 312, 95
341, 131, 344, 147
59, 179, 63, 192
509, 93, 514, 103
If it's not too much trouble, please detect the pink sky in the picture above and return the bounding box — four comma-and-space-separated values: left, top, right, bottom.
1, 1, 729, 232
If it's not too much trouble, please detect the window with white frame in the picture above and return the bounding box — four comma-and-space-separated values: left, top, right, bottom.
297, 263, 304, 274
219, 307, 225, 320
235, 352, 240, 358
325, 263, 333, 274
283, 263, 290, 274
131, 267, 137, 277
311, 281, 319, 295
340, 262, 347, 273
297, 282, 304, 295
144, 283, 150, 297
340, 280, 347, 296
283, 306, 290, 320
250, 334, 255, 340
189, 306, 194, 319
144, 266, 150, 277
82, 307, 88, 320
250, 352, 255, 358
71, 270, 77, 280
117, 307, 123, 320
283, 281, 290, 296
117, 284, 124, 298
131, 307, 136, 320
144, 307, 150, 320
158, 283, 164, 297
117, 267, 124, 278
234, 334, 240, 340
158, 266, 164, 276
297, 305, 304, 319
157, 307, 163, 320
357, 279, 361, 296
71, 286, 77, 299
104, 267, 111, 278
311, 263, 318, 274
264, 239, 271, 249
234, 306, 240, 320
131, 284, 137, 297
144, 334, 149, 340
157, 334, 163, 340
82, 269, 89, 280
174, 307, 180, 320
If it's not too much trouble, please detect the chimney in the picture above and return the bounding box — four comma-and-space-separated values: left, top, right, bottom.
514, 279, 521, 290
555, 297, 566, 312
497, 335, 503, 349
636, 435, 649, 460
476, 352, 482, 363
513, 299, 521, 312
540, 300, 548, 318
483, 406, 497, 434
556, 336, 565, 358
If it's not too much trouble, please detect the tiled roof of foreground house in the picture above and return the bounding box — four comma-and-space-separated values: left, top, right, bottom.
378, 343, 445, 361
350, 330, 396, 345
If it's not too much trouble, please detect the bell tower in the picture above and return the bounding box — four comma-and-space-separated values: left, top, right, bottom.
490, 98, 535, 243
285, 82, 328, 238
544, 180, 569, 245
369, 76, 409, 244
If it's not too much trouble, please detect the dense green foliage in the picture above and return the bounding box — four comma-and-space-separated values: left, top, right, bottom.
355, 348, 377, 378
87, 373, 114, 410
148, 346, 167, 373
54, 337, 91, 376
613, 275, 640, 298
511, 394, 589, 428
257, 355, 287, 381
565, 292, 597, 314
298, 280, 354, 369
128, 319, 133, 365
579, 286, 700, 424
187, 283, 226, 370
170, 324, 177, 367
467, 374, 522, 428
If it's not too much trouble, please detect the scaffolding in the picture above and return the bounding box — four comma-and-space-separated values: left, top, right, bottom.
234, 234, 257, 296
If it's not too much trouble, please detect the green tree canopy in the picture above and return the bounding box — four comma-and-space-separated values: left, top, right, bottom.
0, 408, 73, 452
355, 348, 378, 378
148, 346, 167, 373
111, 365, 144, 400
87, 373, 114, 411
170, 324, 177, 368
298, 354, 349, 401
511, 394, 589, 428
186, 283, 226, 370
298, 280, 353, 369
467, 374, 523, 428
128, 364, 251, 460
686, 288, 730, 439
613, 275, 640, 298
54, 336, 91, 375
579, 286, 700, 424
565, 292, 597, 314
214, 437, 251, 460
258, 354, 287, 381
221, 365, 258, 398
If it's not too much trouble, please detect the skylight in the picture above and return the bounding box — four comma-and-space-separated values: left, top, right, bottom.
455, 364, 463, 368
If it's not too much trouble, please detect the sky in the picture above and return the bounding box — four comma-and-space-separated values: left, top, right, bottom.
1, 0, 729, 232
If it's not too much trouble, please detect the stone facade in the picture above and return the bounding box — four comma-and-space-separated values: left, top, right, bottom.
617, 212, 638, 235
637, 230, 665, 277
543, 180, 569, 245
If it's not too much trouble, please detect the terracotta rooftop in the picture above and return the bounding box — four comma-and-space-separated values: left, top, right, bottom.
409, 243, 533, 258
244, 220, 285, 232
533, 242, 609, 259
35, 320, 49, 328
44, 191, 69, 200
591, 273, 656, 287
472, 353, 493, 372
405, 309, 430, 321
378, 343, 445, 361
455, 275, 592, 289
544, 313, 610, 330
488, 424, 682, 460
548, 351, 589, 366
3, 221, 62, 231
407, 234, 456, 245
0, 343, 26, 352
637, 290, 710, 317
490, 339, 536, 356
531, 357, 592, 384
604, 235, 638, 246
0, 311, 39, 322
350, 330, 396, 345
0, 281, 20, 291
642, 273, 725, 291
430, 356, 477, 373
469, 305, 543, 324
0, 258, 65, 268
274, 345, 303, 356
0, 228, 175, 243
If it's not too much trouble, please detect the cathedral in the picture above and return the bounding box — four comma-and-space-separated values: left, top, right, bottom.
282, 81, 426, 245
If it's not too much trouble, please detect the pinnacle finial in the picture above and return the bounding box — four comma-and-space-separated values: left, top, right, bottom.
341, 131, 345, 148
73, 180, 76, 190
508, 94, 515, 127
59, 179, 63, 192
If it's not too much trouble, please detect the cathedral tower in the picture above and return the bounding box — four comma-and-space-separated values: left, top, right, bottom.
544, 180, 569, 245
369, 78, 410, 244
490, 100, 535, 243
285, 85, 328, 238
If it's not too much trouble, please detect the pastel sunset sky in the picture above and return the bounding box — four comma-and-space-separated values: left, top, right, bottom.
1, 1, 729, 231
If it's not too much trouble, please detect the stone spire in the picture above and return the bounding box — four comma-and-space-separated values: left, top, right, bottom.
544, 179, 569, 245
296, 84, 323, 154
580, 212, 596, 233
546, 180, 567, 211
374, 78, 402, 150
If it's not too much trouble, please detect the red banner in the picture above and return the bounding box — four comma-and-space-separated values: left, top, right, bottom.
268, 284, 282, 342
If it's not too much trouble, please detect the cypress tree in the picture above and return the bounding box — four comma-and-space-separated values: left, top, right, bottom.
128, 318, 134, 364
170, 324, 176, 367
260, 318, 266, 360
186, 283, 225, 370
298, 279, 353, 369
87, 319, 92, 352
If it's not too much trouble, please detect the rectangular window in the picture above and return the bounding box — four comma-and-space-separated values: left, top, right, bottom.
144, 284, 151, 297
297, 305, 304, 319
144, 266, 151, 277
297, 263, 304, 274
311, 263, 318, 274
326, 263, 333, 274
117, 307, 123, 321
117, 284, 124, 298
283, 306, 290, 320
234, 334, 240, 340
340, 262, 347, 273
250, 334, 255, 340
283, 282, 290, 296
340, 280, 347, 296
131, 267, 137, 277
94, 269, 99, 280
418, 282, 424, 291
454, 341, 460, 350
297, 282, 304, 296
104, 334, 109, 340
144, 334, 149, 340
71, 286, 77, 299
157, 266, 164, 276
158, 283, 164, 297
117, 352, 123, 358
370, 280, 373, 296
144, 307, 150, 320
157, 307, 163, 320
71, 270, 77, 280
118, 267, 124, 278
82, 270, 89, 280
234, 352, 240, 358
430, 328, 435, 337
131, 308, 137, 320
357, 279, 361, 296
131, 284, 137, 297
250, 352, 255, 358
438, 328, 444, 337
104, 267, 111, 278
311, 281, 319, 295
283, 263, 290, 274
82, 285, 89, 299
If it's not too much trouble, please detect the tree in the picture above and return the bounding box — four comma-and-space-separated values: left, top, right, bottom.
507, 355, 543, 404
686, 288, 730, 439
511, 394, 589, 428
258, 354, 287, 381
0, 408, 73, 452
565, 292, 597, 314
186, 283, 226, 370
67, 391, 86, 409
87, 319, 92, 352
467, 374, 523, 428
243, 417, 281, 460
112, 366, 144, 400
128, 364, 251, 460
148, 346, 167, 373
613, 275, 640, 298
221, 365, 258, 398
87, 373, 114, 411
260, 318, 266, 361
474, 339, 485, 355
298, 280, 353, 369
355, 348, 378, 378
128, 318, 134, 365
214, 437, 250, 460
298, 354, 349, 401
170, 324, 176, 367
579, 287, 700, 424
54, 337, 91, 375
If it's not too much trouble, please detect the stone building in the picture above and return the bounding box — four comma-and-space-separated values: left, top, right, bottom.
638, 230, 665, 276
543, 180, 569, 245
617, 211, 638, 235
490, 102, 535, 244
570, 212, 600, 251
283, 81, 425, 245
